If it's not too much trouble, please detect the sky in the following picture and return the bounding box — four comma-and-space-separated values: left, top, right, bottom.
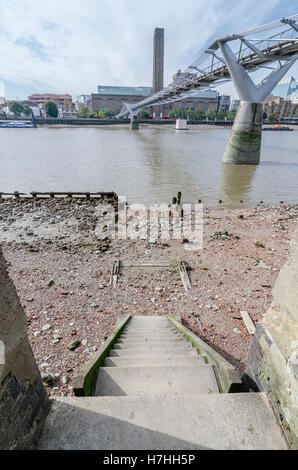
0, 0, 297, 100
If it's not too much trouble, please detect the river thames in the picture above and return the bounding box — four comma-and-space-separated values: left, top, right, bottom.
1, 124, 297, 206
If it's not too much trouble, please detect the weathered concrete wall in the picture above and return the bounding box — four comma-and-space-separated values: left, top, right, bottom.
245, 224, 298, 448
0, 247, 49, 449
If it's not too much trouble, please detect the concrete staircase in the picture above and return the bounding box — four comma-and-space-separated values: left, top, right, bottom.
38, 316, 288, 450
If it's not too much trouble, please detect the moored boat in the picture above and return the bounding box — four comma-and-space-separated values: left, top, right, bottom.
0, 120, 34, 128
263, 125, 293, 131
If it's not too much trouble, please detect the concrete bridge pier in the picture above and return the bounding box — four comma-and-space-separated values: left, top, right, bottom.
130, 115, 139, 130
218, 40, 296, 165
222, 101, 263, 164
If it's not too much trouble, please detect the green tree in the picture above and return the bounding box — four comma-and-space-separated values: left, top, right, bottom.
216, 110, 227, 119
169, 109, 178, 119
268, 112, 277, 122
23, 105, 32, 116
139, 109, 150, 119
87, 110, 98, 118
8, 102, 24, 115
295, 107, 298, 116
226, 110, 237, 120
78, 105, 89, 117
102, 109, 116, 118
44, 101, 58, 118
205, 110, 218, 120
195, 109, 206, 120
263, 111, 268, 120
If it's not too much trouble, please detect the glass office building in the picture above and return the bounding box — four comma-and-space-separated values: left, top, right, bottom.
272, 75, 298, 99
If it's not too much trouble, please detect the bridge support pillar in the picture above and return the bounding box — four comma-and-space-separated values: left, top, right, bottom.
218, 40, 296, 165
130, 115, 139, 130
222, 101, 262, 165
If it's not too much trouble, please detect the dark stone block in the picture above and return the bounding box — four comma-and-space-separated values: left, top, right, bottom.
17, 385, 34, 414
243, 323, 266, 392
27, 403, 40, 429
0, 373, 20, 400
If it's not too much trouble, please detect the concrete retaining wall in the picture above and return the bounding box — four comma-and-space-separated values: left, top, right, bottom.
245, 224, 298, 448
167, 315, 243, 393
73, 315, 131, 396
0, 248, 49, 449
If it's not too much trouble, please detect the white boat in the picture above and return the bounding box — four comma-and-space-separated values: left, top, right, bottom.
0, 120, 34, 128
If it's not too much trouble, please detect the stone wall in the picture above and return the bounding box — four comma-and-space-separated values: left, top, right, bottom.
0, 247, 49, 449
245, 224, 298, 448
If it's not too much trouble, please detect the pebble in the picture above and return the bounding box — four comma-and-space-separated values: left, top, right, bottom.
53, 334, 62, 340
256, 260, 272, 270
42, 374, 55, 387
42, 324, 52, 331
66, 339, 81, 351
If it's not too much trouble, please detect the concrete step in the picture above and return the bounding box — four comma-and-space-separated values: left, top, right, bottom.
120, 335, 181, 341
123, 327, 173, 332
95, 365, 219, 396
113, 342, 192, 350
117, 339, 187, 345
117, 337, 188, 344
109, 348, 198, 357
38, 393, 288, 450
128, 322, 169, 326
129, 317, 168, 321
105, 355, 206, 367
127, 320, 172, 329
121, 331, 179, 337
122, 333, 178, 339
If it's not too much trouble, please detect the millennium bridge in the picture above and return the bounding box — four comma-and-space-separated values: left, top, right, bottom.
117, 14, 298, 165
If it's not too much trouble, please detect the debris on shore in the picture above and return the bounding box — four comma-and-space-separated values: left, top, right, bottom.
1, 198, 297, 396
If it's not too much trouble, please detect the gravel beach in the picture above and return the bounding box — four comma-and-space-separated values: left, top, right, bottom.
1, 197, 297, 396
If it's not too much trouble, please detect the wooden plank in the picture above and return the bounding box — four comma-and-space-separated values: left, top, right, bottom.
240, 311, 256, 335
109, 260, 120, 288
0, 192, 26, 196
0, 191, 118, 200
122, 260, 176, 269
177, 258, 191, 292
29, 191, 113, 196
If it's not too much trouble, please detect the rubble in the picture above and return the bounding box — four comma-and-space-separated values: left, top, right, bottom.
1, 200, 297, 397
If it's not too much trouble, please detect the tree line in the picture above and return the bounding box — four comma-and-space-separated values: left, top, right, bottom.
77, 106, 237, 120
77, 105, 298, 121
8, 102, 33, 117
8, 101, 59, 118
78, 105, 117, 118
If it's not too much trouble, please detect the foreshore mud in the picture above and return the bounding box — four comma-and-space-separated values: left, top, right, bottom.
0, 198, 297, 396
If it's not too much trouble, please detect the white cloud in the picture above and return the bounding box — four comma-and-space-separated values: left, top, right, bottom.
0, 0, 296, 99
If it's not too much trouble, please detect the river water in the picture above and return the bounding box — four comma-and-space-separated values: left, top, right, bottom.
1, 124, 297, 206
